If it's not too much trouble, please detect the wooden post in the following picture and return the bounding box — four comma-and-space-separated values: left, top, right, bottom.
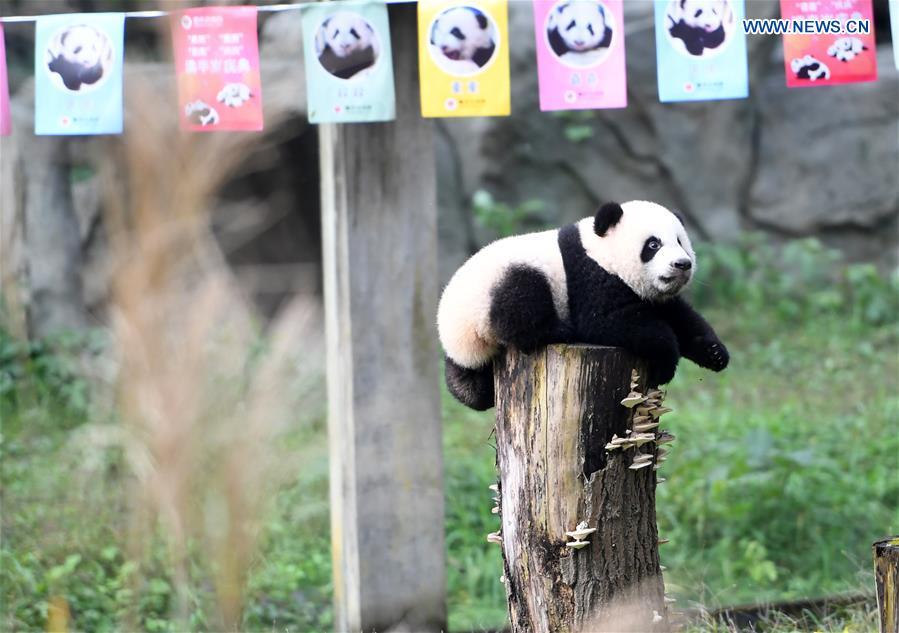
874, 537, 899, 633
494, 344, 670, 633
319, 4, 445, 633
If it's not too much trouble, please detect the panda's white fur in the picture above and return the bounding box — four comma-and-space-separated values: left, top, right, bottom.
430, 6, 496, 67
184, 100, 220, 126
438, 200, 694, 369
316, 11, 378, 59
791, 55, 831, 80
548, 1, 609, 53
438, 228, 567, 368
675, 0, 726, 32
827, 37, 866, 62
217, 82, 252, 108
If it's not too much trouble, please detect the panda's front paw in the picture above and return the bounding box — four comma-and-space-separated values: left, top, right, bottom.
647, 362, 677, 388
693, 337, 729, 371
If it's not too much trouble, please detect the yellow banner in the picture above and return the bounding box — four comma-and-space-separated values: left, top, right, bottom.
418, 0, 510, 117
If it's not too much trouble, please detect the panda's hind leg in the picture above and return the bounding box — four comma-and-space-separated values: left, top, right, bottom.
489, 265, 564, 354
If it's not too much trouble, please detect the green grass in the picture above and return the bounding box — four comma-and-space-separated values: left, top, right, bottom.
2, 237, 898, 632
441, 311, 899, 632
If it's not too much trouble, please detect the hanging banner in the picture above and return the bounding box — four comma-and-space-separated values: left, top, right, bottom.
888, 0, 898, 70
171, 6, 264, 131
302, 1, 396, 123
34, 13, 125, 135
0, 25, 10, 136
654, 0, 748, 102
418, 0, 511, 117
781, 0, 877, 86
533, 0, 626, 111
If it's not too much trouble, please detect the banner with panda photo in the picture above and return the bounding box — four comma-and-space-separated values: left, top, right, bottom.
171, 6, 264, 132
781, 0, 877, 86
302, 1, 396, 124
891, 0, 899, 70
653, 0, 749, 102
0, 25, 10, 136
533, 0, 627, 111
34, 13, 125, 135
418, 0, 511, 117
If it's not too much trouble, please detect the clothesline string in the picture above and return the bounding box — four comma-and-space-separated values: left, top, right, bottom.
0, 1, 417, 23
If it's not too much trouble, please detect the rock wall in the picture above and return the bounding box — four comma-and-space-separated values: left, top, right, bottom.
436, 2, 899, 282
2, 6, 896, 334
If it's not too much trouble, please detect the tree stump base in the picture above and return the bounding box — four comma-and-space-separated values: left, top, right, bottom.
493, 345, 670, 633
874, 537, 899, 633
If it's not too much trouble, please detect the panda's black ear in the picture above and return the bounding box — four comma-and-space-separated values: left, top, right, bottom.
594, 202, 623, 236
474, 10, 488, 29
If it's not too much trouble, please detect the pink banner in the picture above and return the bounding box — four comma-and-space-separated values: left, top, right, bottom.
533, 0, 626, 111
781, 0, 877, 86
171, 6, 264, 131
1, 24, 10, 136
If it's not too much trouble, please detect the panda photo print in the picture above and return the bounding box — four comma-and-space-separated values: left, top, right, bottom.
654, 0, 749, 102
533, 0, 627, 111
171, 6, 264, 132
418, 0, 511, 118
34, 12, 125, 135
302, 2, 396, 123
780, 0, 877, 87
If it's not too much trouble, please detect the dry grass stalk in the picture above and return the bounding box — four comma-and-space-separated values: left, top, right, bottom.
101, 77, 319, 629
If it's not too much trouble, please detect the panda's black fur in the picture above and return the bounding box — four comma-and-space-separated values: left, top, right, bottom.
796, 62, 822, 79
668, 20, 726, 56
470, 42, 497, 68
444, 203, 728, 410
48, 54, 103, 91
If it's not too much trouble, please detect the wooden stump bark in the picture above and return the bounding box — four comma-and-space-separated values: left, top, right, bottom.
874, 537, 899, 633
494, 344, 670, 633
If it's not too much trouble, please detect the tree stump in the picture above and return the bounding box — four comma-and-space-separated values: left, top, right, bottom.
494, 344, 670, 633
874, 537, 899, 633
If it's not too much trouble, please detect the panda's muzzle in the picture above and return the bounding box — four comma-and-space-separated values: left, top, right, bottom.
659, 260, 693, 287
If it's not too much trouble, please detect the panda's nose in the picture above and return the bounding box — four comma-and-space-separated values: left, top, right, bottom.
672, 259, 692, 271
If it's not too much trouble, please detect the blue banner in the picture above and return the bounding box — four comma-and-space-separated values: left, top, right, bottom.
891, 0, 899, 70
654, 0, 748, 102
35, 13, 125, 135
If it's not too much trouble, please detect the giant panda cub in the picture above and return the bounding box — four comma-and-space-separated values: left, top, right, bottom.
430, 6, 497, 74
547, 1, 613, 65
316, 11, 379, 80
791, 55, 830, 81
667, 0, 729, 57
438, 200, 729, 410
827, 37, 867, 63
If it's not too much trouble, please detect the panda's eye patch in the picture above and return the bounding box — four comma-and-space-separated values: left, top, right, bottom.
641, 237, 662, 263
350, 27, 361, 39
74, 46, 82, 53
565, 20, 577, 31
587, 23, 594, 35
695, 9, 703, 17
450, 27, 466, 40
